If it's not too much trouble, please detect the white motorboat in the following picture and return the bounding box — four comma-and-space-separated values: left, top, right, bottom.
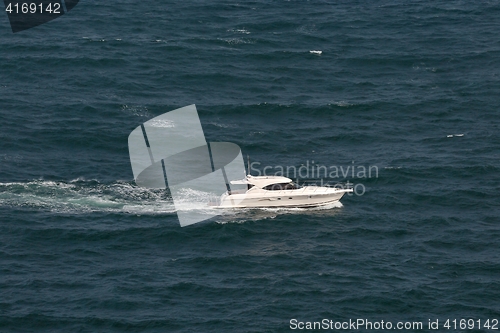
213, 174, 352, 209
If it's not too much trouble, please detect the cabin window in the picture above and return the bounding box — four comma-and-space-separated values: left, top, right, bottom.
263, 182, 300, 191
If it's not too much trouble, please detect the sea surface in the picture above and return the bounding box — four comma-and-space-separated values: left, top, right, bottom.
1, 1, 500, 332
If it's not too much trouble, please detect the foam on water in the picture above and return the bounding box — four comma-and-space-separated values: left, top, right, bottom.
0, 180, 174, 215
0, 179, 345, 222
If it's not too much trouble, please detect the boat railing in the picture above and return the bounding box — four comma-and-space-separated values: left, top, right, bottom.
259, 182, 352, 195
300, 180, 353, 191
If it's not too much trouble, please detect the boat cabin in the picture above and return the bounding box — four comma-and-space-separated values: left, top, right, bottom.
231, 175, 300, 191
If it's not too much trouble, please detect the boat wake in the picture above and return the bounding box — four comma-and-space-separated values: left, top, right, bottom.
0, 179, 176, 215
0, 179, 344, 223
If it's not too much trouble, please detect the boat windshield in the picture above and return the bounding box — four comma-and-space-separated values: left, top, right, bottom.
263, 182, 301, 191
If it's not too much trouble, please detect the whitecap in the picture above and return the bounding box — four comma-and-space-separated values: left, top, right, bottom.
148, 119, 175, 128
228, 28, 250, 34
330, 101, 352, 107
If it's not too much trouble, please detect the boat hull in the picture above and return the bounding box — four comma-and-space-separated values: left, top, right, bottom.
215, 188, 352, 209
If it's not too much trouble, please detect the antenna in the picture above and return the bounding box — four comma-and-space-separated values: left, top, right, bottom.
247, 155, 250, 176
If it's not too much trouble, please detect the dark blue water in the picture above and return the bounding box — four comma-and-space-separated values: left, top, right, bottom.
1, 1, 500, 332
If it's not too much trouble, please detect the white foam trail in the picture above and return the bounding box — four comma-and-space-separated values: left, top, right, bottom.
0, 180, 345, 223
0, 180, 175, 215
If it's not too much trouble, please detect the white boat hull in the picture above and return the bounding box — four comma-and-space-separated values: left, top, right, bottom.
215, 186, 352, 209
